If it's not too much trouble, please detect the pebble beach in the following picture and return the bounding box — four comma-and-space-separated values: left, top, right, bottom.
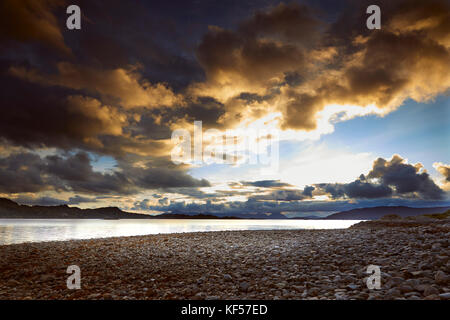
1, 220, 449, 300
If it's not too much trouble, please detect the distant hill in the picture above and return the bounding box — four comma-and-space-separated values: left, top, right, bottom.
1, 198, 449, 221
324, 206, 450, 220
0, 198, 150, 219
173, 211, 288, 219
0, 198, 240, 219
154, 213, 240, 219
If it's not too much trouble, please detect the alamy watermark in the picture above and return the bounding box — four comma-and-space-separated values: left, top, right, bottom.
66, 265, 81, 289
66, 5, 81, 30
66, 4, 380, 31
366, 5, 381, 30
366, 265, 381, 289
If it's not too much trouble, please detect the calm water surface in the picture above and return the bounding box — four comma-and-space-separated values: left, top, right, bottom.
0, 219, 362, 245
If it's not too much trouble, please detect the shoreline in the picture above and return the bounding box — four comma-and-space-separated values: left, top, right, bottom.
0, 219, 361, 246
1, 224, 449, 300
0, 227, 357, 247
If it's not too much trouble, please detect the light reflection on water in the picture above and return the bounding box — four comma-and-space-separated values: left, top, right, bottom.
0, 219, 362, 245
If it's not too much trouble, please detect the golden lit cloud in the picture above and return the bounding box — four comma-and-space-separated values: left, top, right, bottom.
9, 63, 183, 109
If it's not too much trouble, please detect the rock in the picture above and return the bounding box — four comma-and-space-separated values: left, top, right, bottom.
223, 274, 232, 281
404, 292, 420, 298
2, 225, 449, 300
194, 292, 205, 298
435, 271, 448, 284
438, 293, 450, 300
292, 285, 304, 292
405, 279, 420, 287
308, 287, 319, 296
301, 290, 308, 298
418, 262, 428, 270
431, 243, 441, 250
39, 274, 53, 282
391, 277, 404, 285
239, 282, 250, 292
415, 284, 429, 292
386, 288, 401, 298
335, 293, 348, 300
275, 282, 287, 289
398, 285, 413, 293
424, 286, 439, 297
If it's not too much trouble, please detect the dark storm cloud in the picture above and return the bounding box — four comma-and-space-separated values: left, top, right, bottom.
130, 111, 174, 141
2, 0, 448, 151
214, 183, 313, 202
183, 97, 225, 127
14, 196, 67, 206
239, 2, 321, 44
226, 155, 446, 204
0, 151, 210, 195
0, 0, 70, 55
250, 189, 311, 201
367, 155, 445, 200
67, 195, 97, 205
196, 3, 318, 86
146, 197, 450, 217
0, 70, 129, 152
241, 180, 292, 188
13, 194, 96, 206
0, 152, 51, 193
302, 185, 315, 197
134, 167, 210, 190
316, 181, 393, 199
315, 155, 445, 200
45, 152, 135, 194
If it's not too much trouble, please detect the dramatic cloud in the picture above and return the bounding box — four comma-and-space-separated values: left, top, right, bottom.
366, 155, 444, 200
250, 189, 311, 201
317, 180, 393, 199
0, 0, 70, 55
0, 153, 51, 193
0, 1, 447, 213
192, 1, 450, 132
145, 197, 450, 218
196, 3, 320, 88
0, 151, 210, 195
241, 180, 292, 188
10, 63, 182, 109
433, 162, 450, 191
434, 162, 450, 182
236, 155, 446, 204
0, 72, 126, 150
315, 155, 445, 200
13, 195, 96, 206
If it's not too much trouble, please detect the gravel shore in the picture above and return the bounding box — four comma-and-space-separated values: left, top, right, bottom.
1, 222, 449, 300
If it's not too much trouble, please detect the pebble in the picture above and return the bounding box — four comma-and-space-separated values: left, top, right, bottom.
435, 271, 448, 285
424, 286, 439, 297
223, 274, 232, 281
0, 222, 448, 300
438, 293, 450, 300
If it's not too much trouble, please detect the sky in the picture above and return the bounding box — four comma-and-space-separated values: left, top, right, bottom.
0, 0, 449, 217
